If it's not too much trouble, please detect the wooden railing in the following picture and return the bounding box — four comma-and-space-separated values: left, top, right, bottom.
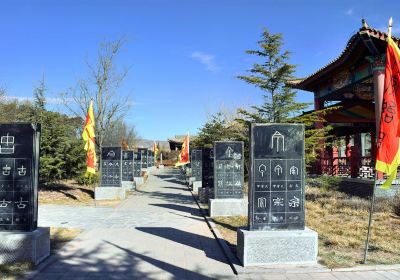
319, 156, 373, 178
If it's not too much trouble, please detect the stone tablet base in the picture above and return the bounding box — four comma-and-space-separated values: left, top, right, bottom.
192, 181, 202, 193
122, 181, 135, 191
159, 164, 165, 169
95, 187, 126, 200
0, 227, 50, 265
237, 227, 318, 266
188, 177, 195, 186
209, 198, 248, 217
134, 177, 144, 185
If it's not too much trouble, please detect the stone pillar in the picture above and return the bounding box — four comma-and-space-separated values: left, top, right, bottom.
367, 54, 385, 179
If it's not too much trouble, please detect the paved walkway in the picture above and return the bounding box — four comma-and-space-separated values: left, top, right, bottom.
29, 168, 400, 280
31, 168, 234, 280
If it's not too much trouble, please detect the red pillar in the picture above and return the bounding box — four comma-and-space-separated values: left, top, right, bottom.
332, 146, 339, 176
367, 55, 385, 179
315, 94, 324, 174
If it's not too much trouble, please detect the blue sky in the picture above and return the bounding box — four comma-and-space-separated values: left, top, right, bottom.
1, 0, 400, 140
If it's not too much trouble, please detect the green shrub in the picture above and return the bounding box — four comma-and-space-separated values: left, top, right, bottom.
76, 172, 99, 185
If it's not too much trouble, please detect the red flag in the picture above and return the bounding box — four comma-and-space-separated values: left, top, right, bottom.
375, 36, 400, 188
82, 101, 97, 174
175, 134, 190, 166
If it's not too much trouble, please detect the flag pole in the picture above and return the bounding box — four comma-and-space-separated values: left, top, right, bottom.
362, 17, 393, 264
362, 172, 377, 263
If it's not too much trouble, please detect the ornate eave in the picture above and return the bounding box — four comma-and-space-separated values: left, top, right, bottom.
288, 21, 400, 92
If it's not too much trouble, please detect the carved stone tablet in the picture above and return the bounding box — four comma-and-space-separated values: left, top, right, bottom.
138, 148, 148, 169
249, 124, 305, 230
100, 147, 122, 187
133, 151, 141, 177
202, 147, 214, 188
214, 141, 244, 199
122, 150, 134, 181
0, 123, 40, 231
191, 149, 202, 181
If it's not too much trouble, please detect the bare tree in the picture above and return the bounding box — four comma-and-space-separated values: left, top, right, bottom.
61, 38, 131, 148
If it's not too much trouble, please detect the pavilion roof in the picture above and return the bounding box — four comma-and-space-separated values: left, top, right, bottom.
288, 20, 400, 92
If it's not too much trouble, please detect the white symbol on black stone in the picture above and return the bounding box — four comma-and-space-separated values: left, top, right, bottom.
234, 162, 241, 170
0, 199, 11, 207
271, 131, 285, 152
16, 197, 28, 209
108, 162, 113, 166
234, 180, 241, 186
123, 152, 129, 159
289, 166, 299, 175
2, 165, 11, 176
273, 197, 284, 206
274, 165, 283, 176
107, 150, 116, 158
258, 164, 267, 177
217, 180, 223, 187
271, 215, 284, 222
289, 196, 300, 208
0, 133, 15, 154
257, 197, 267, 208
18, 165, 26, 176
225, 147, 234, 158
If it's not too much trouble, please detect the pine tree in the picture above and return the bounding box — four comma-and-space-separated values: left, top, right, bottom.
237, 28, 334, 165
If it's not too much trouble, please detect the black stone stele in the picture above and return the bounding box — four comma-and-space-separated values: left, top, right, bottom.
0, 123, 41, 232
122, 150, 134, 181
202, 147, 214, 188
133, 151, 141, 177
249, 123, 305, 231
191, 149, 202, 181
148, 151, 154, 167
214, 141, 244, 199
100, 147, 122, 187
138, 148, 148, 169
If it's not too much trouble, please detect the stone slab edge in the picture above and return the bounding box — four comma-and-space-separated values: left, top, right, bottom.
23, 230, 91, 280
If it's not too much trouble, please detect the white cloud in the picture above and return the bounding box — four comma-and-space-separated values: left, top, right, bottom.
345, 8, 353, 16
190, 51, 220, 72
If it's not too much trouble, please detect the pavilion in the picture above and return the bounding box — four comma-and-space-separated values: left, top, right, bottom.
289, 20, 399, 179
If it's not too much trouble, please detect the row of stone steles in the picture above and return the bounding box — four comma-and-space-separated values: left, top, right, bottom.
95, 146, 157, 201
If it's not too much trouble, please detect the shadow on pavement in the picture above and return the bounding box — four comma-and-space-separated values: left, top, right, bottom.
136, 227, 229, 264
30, 240, 228, 280
149, 203, 201, 217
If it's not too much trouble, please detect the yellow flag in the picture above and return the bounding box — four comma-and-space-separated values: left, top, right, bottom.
82, 100, 97, 174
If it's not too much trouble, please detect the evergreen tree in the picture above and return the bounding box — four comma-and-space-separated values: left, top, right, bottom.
237, 28, 334, 165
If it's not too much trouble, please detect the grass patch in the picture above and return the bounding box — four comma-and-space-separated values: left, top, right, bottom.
212, 185, 400, 268
0, 227, 81, 280
50, 227, 82, 253
0, 262, 33, 280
